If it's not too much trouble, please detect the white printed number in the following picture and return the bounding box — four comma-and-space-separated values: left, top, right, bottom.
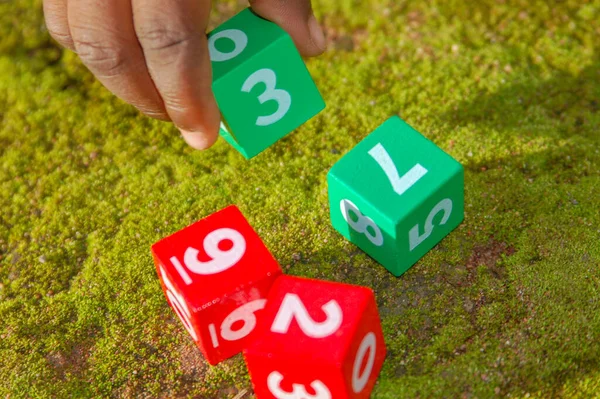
409, 198, 453, 251
368, 142, 453, 251
368, 143, 428, 196
209, 29, 248, 62
267, 371, 331, 399
170, 228, 246, 285
271, 294, 343, 338
159, 266, 198, 341
352, 332, 377, 393
242, 69, 291, 126
209, 299, 267, 348
340, 199, 383, 246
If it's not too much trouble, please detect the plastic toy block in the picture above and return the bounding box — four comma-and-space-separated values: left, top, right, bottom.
151, 205, 282, 365
208, 8, 325, 159
244, 275, 386, 399
328, 116, 464, 276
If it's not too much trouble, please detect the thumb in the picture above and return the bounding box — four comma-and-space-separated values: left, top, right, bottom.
249, 0, 327, 57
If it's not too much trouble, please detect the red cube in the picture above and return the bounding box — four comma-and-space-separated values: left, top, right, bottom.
151, 205, 282, 365
244, 275, 386, 398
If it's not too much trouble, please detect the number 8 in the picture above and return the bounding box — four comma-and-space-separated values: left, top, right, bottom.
340, 199, 384, 247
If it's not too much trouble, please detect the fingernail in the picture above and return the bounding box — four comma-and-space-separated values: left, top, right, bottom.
179, 128, 216, 150
308, 15, 327, 52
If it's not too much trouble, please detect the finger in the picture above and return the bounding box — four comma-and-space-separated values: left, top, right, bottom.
68, 0, 169, 121
250, 0, 326, 57
43, 0, 74, 50
132, 0, 220, 150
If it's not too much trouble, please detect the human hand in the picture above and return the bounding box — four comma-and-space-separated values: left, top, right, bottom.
43, 0, 326, 149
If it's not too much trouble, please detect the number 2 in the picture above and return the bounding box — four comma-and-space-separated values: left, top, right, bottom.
271, 293, 343, 339
242, 69, 291, 126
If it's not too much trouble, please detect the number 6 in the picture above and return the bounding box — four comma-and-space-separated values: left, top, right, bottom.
209, 299, 267, 348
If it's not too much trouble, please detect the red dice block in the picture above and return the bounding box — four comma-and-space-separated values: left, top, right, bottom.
151, 205, 282, 365
244, 276, 386, 399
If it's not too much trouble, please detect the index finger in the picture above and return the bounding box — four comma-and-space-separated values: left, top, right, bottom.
132, 0, 221, 150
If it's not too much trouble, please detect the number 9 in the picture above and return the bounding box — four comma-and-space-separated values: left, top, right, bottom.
184, 228, 246, 275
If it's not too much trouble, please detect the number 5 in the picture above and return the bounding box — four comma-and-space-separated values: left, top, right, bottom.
409, 198, 453, 251
242, 69, 291, 126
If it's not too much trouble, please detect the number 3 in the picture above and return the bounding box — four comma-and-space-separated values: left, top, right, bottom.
267, 371, 331, 399
242, 69, 291, 126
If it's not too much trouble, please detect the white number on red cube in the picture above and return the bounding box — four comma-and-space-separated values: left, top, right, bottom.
151, 205, 282, 365
244, 276, 386, 398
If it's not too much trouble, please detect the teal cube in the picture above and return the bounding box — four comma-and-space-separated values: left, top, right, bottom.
208, 9, 326, 159
328, 117, 464, 276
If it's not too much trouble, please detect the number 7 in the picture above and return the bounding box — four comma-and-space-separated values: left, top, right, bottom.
368, 143, 428, 196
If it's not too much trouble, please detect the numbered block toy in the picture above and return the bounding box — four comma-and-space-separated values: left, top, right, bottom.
151, 205, 282, 365
208, 8, 325, 159
328, 116, 464, 277
244, 275, 386, 399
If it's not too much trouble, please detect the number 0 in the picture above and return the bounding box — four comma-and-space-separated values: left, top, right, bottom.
209, 29, 248, 62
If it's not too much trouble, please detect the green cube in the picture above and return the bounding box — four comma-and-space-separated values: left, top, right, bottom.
208, 9, 326, 159
328, 117, 464, 276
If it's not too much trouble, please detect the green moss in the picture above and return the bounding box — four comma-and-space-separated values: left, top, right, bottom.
1, 0, 599, 397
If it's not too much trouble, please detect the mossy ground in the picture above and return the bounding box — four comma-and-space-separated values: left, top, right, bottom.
1, 0, 599, 397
